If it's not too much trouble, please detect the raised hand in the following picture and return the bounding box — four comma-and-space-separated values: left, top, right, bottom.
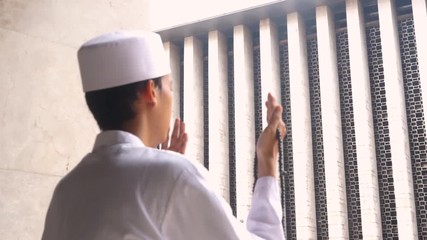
256, 93, 287, 178
160, 118, 188, 154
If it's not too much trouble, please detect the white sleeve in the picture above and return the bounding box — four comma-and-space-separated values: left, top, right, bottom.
160, 169, 247, 240
247, 176, 286, 240
160, 165, 285, 240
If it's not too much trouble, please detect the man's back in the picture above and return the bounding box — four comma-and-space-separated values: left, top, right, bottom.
42, 131, 212, 240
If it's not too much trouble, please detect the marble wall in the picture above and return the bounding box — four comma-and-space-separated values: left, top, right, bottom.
0, 1, 150, 239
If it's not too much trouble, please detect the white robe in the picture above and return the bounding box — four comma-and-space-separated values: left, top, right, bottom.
42, 131, 285, 240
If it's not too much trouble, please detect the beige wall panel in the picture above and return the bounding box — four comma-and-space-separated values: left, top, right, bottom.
0, 0, 151, 48
0, 169, 60, 239
0, 1, 151, 239
0, 29, 97, 176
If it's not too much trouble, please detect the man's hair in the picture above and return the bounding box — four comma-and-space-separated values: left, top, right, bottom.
85, 77, 162, 131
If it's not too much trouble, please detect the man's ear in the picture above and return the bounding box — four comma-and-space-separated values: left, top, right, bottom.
137, 80, 157, 107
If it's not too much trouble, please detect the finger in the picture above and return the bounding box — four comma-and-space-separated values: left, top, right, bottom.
266, 93, 277, 123
268, 105, 283, 131
179, 121, 186, 139
180, 133, 188, 154
266, 100, 272, 123
177, 122, 187, 152
279, 121, 287, 140
266, 98, 272, 123
170, 122, 183, 151
268, 93, 277, 106
171, 118, 180, 141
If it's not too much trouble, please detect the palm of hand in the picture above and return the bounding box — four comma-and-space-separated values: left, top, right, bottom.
160, 118, 188, 154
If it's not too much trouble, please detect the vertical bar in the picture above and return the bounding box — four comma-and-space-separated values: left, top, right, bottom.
227, 36, 237, 216
399, 16, 427, 239
412, 0, 427, 120
287, 12, 317, 239
183, 36, 204, 164
203, 42, 209, 170
208, 30, 230, 202
346, 0, 382, 238
316, 5, 349, 239
260, 17, 286, 231
260, 18, 282, 117
378, 0, 418, 238
163, 42, 181, 120
233, 25, 255, 222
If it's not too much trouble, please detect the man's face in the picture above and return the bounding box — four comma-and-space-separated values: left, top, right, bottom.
154, 74, 173, 144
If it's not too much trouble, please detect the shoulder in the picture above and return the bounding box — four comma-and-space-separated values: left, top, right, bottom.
117, 147, 210, 185
56, 147, 208, 193
142, 149, 214, 189
142, 148, 203, 174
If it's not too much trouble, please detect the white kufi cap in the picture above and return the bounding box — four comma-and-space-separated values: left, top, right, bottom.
78, 31, 170, 92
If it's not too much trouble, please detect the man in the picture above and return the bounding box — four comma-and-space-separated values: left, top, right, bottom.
42, 31, 287, 240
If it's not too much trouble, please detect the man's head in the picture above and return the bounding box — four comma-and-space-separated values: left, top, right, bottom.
77, 31, 173, 147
